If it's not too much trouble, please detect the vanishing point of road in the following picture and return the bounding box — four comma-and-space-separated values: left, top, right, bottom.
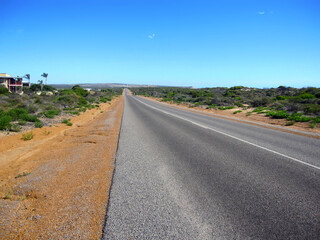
103, 91, 320, 239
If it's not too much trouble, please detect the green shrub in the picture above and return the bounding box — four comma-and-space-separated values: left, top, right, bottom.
72, 85, 88, 97
253, 107, 267, 113
54, 95, 77, 105
7, 108, 28, 120
30, 84, 41, 91
0, 115, 12, 130
44, 109, 60, 118
311, 117, 320, 123
43, 130, 51, 135
19, 113, 39, 122
266, 110, 290, 119
15, 172, 30, 179
310, 121, 317, 129
62, 119, 72, 126
218, 106, 235, 110
21, 132, 34, 141
233, 110, 242, 114
0, 87, 9, 94
287, 113, 311, 122
303, 104, 320, 115
64, 110, 80, 116
34, 98, 42, 104
27, 105, 38, 113
78, 97, 87, 105
235, 102, 244, 107
298, 93, 315, 99
162, 98, 172, 102
18, 120, 27, 125
285, 121, 295, 126
35, 121, 43, 128
276, 95, 287, 100
61, 119, 70, 124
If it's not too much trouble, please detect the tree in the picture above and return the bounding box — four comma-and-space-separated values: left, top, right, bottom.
24, 74, 30, 83
38, 80, 43, 91
41, 73, 48, 85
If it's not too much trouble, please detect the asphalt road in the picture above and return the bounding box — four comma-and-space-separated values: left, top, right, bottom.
103, 92, 320, 239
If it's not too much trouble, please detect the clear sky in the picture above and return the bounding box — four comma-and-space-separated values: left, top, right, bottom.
1, 0, 319, 88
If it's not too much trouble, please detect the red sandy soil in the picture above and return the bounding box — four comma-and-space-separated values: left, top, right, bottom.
0, 96, 124, 239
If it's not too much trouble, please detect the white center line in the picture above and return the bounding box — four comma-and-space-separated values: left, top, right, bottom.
133, 96, 320, 171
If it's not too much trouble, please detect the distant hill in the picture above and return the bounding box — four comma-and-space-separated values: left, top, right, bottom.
48, 83, 193, 89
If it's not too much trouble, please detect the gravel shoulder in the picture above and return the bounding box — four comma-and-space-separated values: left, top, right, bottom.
0, 96, 124, 239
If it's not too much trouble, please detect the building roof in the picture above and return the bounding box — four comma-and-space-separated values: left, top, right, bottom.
0, 73, 11, 77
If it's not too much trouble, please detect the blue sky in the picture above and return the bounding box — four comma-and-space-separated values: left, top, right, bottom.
1, 0, 319, 88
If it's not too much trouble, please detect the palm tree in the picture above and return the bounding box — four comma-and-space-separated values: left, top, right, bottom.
24, 74, 30, 86
38, 80, 43, 91
41, 73, 48, 85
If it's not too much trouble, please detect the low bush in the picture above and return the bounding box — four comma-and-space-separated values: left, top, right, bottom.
21, 132, 34, 141
44, 109, 60, 118
310, 121, 317, 129
61, 119, 72, 126
287, 113, 311, 122
0, 115, 12, 130
218, 106, 235, 110
43, 130, 51, 135
34, 121, 43, 128
285, 121, 295, 126
0, 87, 8, 95
18, 120, 27, 125
27, 105, 38, 113
313, 117, 320, 123
298, 93, 315, 99
253, 107, 268, 113
19, 113, 39, 122
61, 119, 70, 124
78, 97, 87, 105
233, 110, 242, 114
64, 110, 80, 116
266, 110, 290, 119
7, 108, 28, 120
15, 172, 30, 178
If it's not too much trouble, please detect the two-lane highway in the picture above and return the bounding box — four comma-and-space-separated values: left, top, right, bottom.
103, 92, 320, 239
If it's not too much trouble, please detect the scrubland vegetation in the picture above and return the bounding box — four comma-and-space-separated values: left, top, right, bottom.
131, 86, 320, 127
0, 85, 122, 132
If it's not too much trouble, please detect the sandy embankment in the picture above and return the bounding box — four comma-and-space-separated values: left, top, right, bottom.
0, 96, 124, 239
140, 96, 320, 137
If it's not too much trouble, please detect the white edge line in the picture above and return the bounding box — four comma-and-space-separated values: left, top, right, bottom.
133, 96, 320, 171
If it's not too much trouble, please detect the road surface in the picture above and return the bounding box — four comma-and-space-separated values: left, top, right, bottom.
103, 92, 320, 239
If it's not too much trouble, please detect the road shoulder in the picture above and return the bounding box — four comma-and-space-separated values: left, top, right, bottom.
0, 96, 124, 239
139, 96, 320, 139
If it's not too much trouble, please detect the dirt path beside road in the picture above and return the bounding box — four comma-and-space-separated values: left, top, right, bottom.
0, 96, 124, 239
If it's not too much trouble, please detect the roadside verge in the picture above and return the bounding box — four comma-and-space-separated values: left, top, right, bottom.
139, 96, 320, 139
0, 96, 124, 239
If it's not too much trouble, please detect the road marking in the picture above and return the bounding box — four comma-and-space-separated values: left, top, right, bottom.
133, 96, 320, 171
